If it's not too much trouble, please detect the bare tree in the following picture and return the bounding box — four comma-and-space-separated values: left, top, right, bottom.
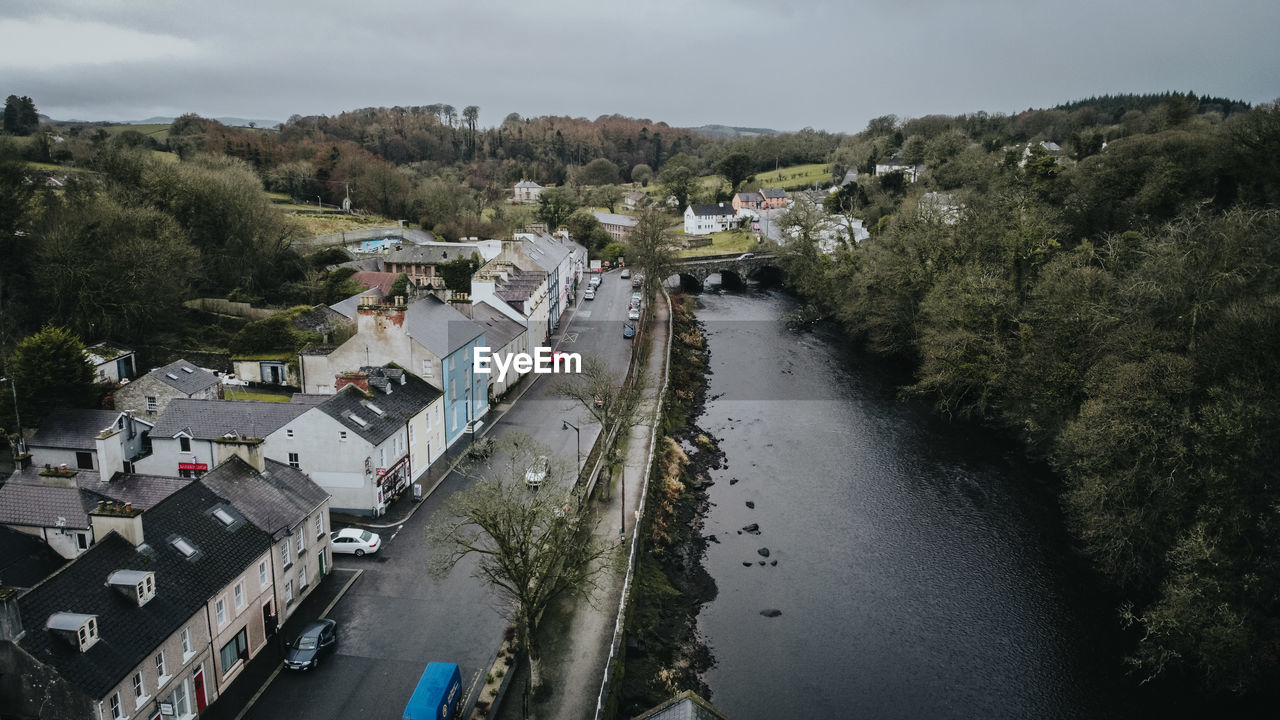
628, 207, 677, 300
554, 354, 646, 494
427, 434, 620, 691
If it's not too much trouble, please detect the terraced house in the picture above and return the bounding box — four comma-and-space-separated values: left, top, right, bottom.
0, 452, 330, 720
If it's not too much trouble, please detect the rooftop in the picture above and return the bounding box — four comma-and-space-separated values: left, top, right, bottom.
148, 359, 220, 395
149, 398, 312, 440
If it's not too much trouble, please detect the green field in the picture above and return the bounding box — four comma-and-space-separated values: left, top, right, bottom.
677, 229, 777, 258
225, 389, 291, 403
750, 163, 832, 190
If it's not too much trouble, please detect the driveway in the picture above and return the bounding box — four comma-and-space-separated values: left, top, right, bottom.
239, 271, 637, 720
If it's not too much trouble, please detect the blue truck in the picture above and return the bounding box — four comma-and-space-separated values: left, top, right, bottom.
403, 662, 462, 720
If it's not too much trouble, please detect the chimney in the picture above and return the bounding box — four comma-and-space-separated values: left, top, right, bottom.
0, 588, 24, 642
336, 371, 370, 394
90, 502, 145, 547
212, 435, 267, 473
95, 424, 126, 477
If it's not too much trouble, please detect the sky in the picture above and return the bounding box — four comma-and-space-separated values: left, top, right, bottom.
3, 0, 1278, 134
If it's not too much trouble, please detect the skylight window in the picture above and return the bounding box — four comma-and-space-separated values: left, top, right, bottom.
166, 373, 179, 380
364, 402, 385, 416
349, 414, 368, 427
213, 508, 235, 526
171, 537, 197, 558
181, 366, 194, 374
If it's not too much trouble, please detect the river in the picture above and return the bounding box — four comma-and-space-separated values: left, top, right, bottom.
691, 282, 1131, 719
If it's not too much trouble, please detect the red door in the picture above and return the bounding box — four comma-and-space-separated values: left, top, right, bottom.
194, 668, 207, 712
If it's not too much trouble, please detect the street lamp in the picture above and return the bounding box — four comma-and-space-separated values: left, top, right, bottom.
0, 376, 23, 455
561, 420, 581, 480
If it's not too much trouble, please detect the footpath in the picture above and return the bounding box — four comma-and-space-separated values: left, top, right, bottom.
499, 289, 672, 720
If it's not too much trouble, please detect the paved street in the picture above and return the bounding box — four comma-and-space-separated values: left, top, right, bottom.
239, 271, 638, 720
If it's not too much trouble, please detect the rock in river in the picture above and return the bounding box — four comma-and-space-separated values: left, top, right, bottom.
760, 609, 782, 618
757, 547, 770, 558
745, 501, 755, 509
742, 523, 760, 535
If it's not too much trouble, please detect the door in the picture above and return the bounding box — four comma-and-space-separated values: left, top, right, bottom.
263, 600, 276, 637
194, 667, 207, 712
319, 549, 327, 577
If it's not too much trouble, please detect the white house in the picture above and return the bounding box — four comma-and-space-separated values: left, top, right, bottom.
684, 204, 740, 235
513, 180, 544, 204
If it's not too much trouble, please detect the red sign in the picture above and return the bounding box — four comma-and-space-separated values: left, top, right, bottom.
376, 468, 387, 476
179, 462, 208, 472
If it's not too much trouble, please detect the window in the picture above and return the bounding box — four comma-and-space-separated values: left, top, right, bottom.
234, 582, 244, 610
379, 448, 385, 468
110, 692, 122, 719
133, 671, 147, 702
215, 598, 227, 627
180, 627, 193, 660
408, 423, 414, 443
422, 359, 433, 377
339, 430, 348, 442
213, 507, 235, 526
75, 451, 93, 469
179, 436, 191, 453
286, 428, 294, 438
288, 452, 299, 469
281, 538, 292, 568
219, 628, 248, 673
137, 574, 156, 604
155, 650, 169, 684
314, 515, 323, 538
259, 560, 270, 589
146, 396, 158, 412
285, 580, 294, 605
171, 537, 197, 558
298, 566, 309, 593
76, 533, 88, 550
172, 679, 190, 716
296, 528, 305, 553
77, 617, 99, 650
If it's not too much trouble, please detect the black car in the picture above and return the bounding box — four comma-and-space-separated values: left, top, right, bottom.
284, 619, 338, 670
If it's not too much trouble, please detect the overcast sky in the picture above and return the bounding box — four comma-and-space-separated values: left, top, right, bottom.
3, 0, 1277, 133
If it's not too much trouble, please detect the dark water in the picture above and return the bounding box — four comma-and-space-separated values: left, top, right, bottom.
692, 285, 1129, 720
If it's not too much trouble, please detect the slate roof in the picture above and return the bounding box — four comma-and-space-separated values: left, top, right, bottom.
382, 244, 482, 266
76, 472, 190, 511
149, 399, 312, 440
0, 467, 92, 529
317, 368, 442, 445
469, 302, 527, 351
299, 343, 340, 357
402, 295, 486, 358
734, 191, 763, 202
329, 290, 366, 319
15, 481, 273, 699
760, 187, 787, 199
689, 204, 738, 217
30, 409, 121, 451
0, 524, 66, 589
351, 271, 398, 299
590, 211, 639, 228
199, 456, 329, 540
635, 691, 730, 720
148, 359, 220, 395
495, 266, 548, 309
84, 341, 133, 366
514, 180, 542, 188
517, 232, 572, 274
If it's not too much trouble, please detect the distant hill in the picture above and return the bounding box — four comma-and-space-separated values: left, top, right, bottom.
128, 116, 282, 128
688, 124, 780, 139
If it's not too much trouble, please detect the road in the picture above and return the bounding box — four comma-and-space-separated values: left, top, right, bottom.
243, 271, 638, 720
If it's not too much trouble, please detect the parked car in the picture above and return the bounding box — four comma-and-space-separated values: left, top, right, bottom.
525, 456, 549, 488
628, 308, 640, 321
738, 252, 756, 259
630, 292, 642, 307
620, 268, 631, 279
631, 274, 644, 288
284, 619, 338, 671
330, 528, 381, 556
623, 323, 636, 339
589, 275, 602, 288
584, 288, 596, 300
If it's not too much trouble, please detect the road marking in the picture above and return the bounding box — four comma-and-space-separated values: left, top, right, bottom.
563, 332, 580, 342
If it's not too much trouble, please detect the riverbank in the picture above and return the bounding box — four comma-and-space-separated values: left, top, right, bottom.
614, 294, 721, 716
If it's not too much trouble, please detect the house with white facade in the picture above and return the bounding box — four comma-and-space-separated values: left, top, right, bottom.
470, 245, 550, 347
84, 341, 136, 384
282, 366, 443, 516
513, 180, 544, 204
874, 158, 925, 182
27, 408, 155, 476
684, 204, 741, 235
299, 294, 488, 448
516, 232, 582, 337
134, 400, 312, 479
455, 302, 529, 401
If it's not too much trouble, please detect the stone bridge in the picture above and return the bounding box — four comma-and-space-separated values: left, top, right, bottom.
670, 253, 781, 289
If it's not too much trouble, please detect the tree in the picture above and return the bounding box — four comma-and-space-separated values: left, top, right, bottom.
657, 165, 696, 210
579, 158, 620, 186
427, 434, 619, 691
717, 151, 754, 190
3, 326, 96, 426
626, 208, 677, 298
631, 163, 653, 186
554, 355, 646, 492
389, 272, 410, 300
534, 186, 579, 231
589, 184, 624, 212
3, 95, 39, 136
565, 211, 602, 245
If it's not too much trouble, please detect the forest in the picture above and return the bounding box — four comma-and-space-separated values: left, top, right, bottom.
2, 90, 1279, 700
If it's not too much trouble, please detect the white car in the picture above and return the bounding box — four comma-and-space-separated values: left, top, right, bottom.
584, 288, 596, 300
589, 275, 602, 288
329, 528, 381, 556
620, 268, 631, 279
628, 307, 640, 321
525, 456, 549, 488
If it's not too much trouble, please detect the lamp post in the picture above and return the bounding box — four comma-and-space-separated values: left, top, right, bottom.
619, 467, 626, 536
561, 420, 581, 480
0, 376, 23, 455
